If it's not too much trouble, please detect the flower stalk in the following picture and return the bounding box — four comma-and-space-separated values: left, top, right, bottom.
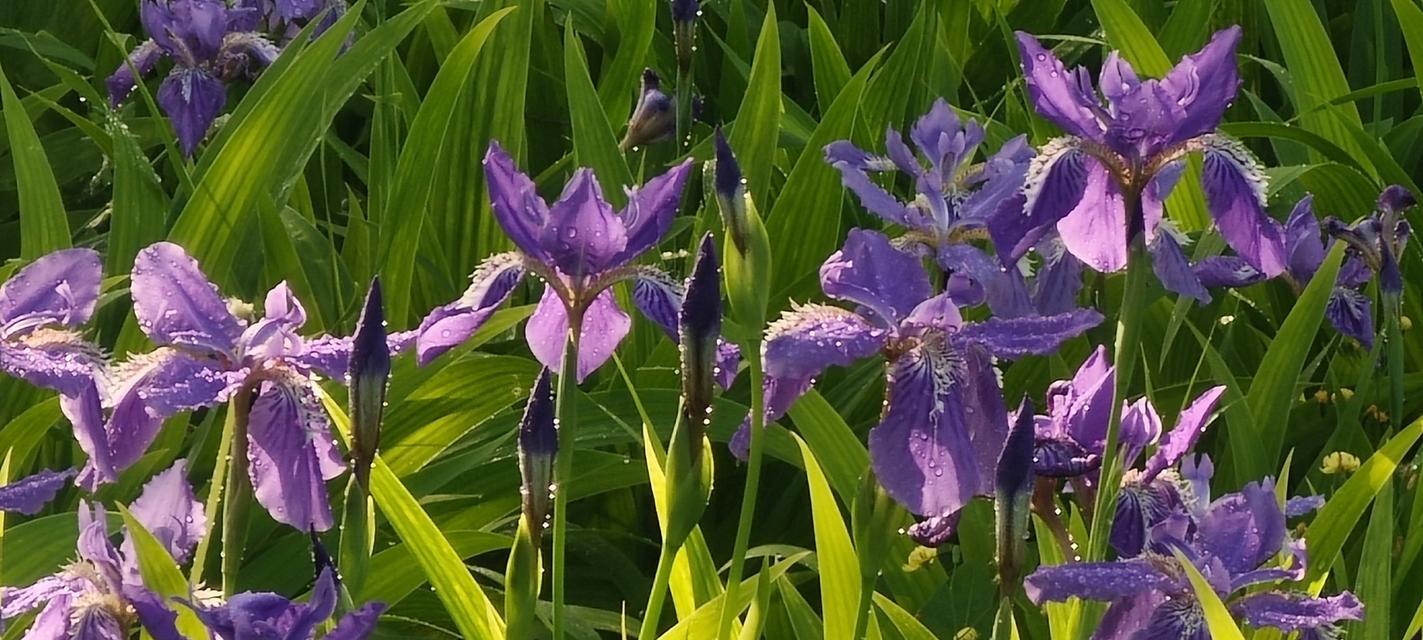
550, 308, 583, 640
221, 383, 256, 597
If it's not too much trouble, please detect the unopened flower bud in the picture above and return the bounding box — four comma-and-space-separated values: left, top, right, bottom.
994, 398, 1036, 597
518, 369, 557, 529
348, 277, 390, 491
620, 69, 674, 151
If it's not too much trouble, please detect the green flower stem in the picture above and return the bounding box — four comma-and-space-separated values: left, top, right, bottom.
1085, 235, 1151, 565
1385, 295, 1405, 431
221, 384, 256, 597
337, 475, 373, 614
505, 517, 543, 639
675, 63, 694, 147
190, 403, 236, 588
715, 346, 764, 639
551, 307, 584, 640
637, 536, 680, 640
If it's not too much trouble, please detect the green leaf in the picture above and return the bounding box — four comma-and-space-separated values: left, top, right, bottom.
1169, 547, 1245, 640
1392, 0, 1423, 103
378, 7, 515, 323
792, 433, 860, 640
117, 505, 208, 640
0, 63, 70, 257
729, 2, 781, 207
1353, 479, 1392, 640
656, 552, 809, 639
872, 593, 938, 640
806, 5, 850, 113
595, 0, 656, 120
106, 118, 168, 276
563, 20, 633, 198
319, 389, 506, 638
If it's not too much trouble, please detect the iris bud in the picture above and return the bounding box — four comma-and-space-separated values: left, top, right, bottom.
348, 277, 390, 491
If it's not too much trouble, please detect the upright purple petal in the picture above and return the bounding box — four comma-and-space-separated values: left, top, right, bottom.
1141, 386, 1225, 482
1118, 397, 1162, 468
953, 308, 1103, 359
525, 288, 631, 383
1056, 158, 1129, 272
617, 159, 693, 263
238, 281, 309, 362
869, 342, 979, 517
415, 252, 525, 365
0, 248, 102, 334
1201, 137, 1287, 277
1198, 480, 1286, 575
819, 229, 932, 326
1015, 33, 1105, 140
484, 142, 551, 261
131, 242, 243, 355
539, 169, 627, 277
1161, 27, 1243, 144
107, 40, 164, 107
1150, 230, 1210, 303
0, 468, 74, 515
156, 67, 227, 157
1022, 558, 1171, 604
1101, 72, 1183, 160
246, 379, 343, 531
125, 459, 205, 563
1052, 344, 1115, 453
1233, 591, 1363, 634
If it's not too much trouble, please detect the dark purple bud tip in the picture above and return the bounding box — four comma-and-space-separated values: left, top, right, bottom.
311, 532, 340, 585
680, 234, 722, 435
997, 398, 1037, 498
349, 277, 390, 489
640, 67, 662, 91
671, 0, 699, 24
518, 369, 557, 525
995, 397, 1037, 593
713, 128, 742, 200
1379, 184, 1416, 214
620, 69, 675, 150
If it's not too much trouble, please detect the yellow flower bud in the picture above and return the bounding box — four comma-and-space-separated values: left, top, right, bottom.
1321, 451, 1361, 475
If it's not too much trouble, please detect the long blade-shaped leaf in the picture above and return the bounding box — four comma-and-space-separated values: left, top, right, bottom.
0, 64, 70, 257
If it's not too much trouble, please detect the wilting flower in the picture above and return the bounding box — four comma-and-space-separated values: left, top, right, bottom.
621, 69, 675, 151
415, 142, 738, 385
0, 467, 75, 514
0, 460, 205, 640
348, 278, 390, 490
1030, 346, 1226, 556
185, 546, 384, 640
1015, 27, 1287, 301
732, 229, 1102, 544
0, 248, 110, 489
102, 242, 411, 528
1025, 475, 1363, 639
107, 0, 282, 156
826, 100, 1056, 317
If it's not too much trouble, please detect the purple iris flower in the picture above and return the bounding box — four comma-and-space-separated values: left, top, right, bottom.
1326, 184, 1414, 298
101, 242, 412, 529
106, 0, 281, 156
0, 248, 111, 489
731, 228, 1102, 543
184, 559, 384, 640
1014, 27, 1287, 302
1031, 346, 1225, 556
415, 142, 739, 385
0, 460, 206, 640
825, 100, 1064, 318
1025, 474, 1363, 639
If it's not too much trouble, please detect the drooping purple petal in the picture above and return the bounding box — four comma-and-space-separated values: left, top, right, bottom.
0, 335, 106, 399
415, 252, 525, 365
728, 372, 816, 460
1193, 256, 1265, 288
326, 602, 387, 640
616, 160, 693, 264
1141, 161, 1185, 245
1150, 230, 1210, 303
952, 308, 1103, 359
1095, 591, 1170, 640
819, 229, 932, 326
1015, 141, 1090, 263
156, 67, 227, 157
70, 604, 126, 640
1111, 478, 1180, 558
1197, 479, 1286, 575
1141, 386, 1225, 482
1022, 558, 1172, 604
1161, 27, 1243, 144
1031, 237, 1084, 315
1325, 287, 1375, 348
68, 383, 118, 491
125, 459, 205, 563
1014, 33, 1105, 141
1285, 196, 1325, 283
1056, 157, 1129, 272
1232, 591, 1363, 634
484, 142, 551, 261
525, 288, 631, 383
246, 379, 343, 531
539, 169, 627, 277
825, 142, 914, 226
963, 345, 1010, 496
0, 468, 74, 515
131, 242, 244, 356
937, 244, 1035, 318
1201, 137, 1287, 277
763, 303, 888, 382
1285, 495, 1325, 517
869, 342, 979, 518
631, 267, 682, 340
0, 248, 103, 334
107, 40, 165, 107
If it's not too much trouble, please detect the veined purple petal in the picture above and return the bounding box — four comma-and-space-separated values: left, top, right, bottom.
0, 468, 74, 515
131, 242, 243, 356
1200, 136, 1287, 277
901, 292, 964, 335
124, 459, 205, 564
869, 341, 979, 517
415, 252, 525, 365
1142, 161, 1185, 244
617, 159, 693, 264
763, 303, 888, 381
484, 142, 551, 261
1326, 287, 1374, 348
1096, 591, 1170, 640
961, 136, 1032, 225
1150, 228, 1210, 303
953, 308, 1103, 359
1031, 434, 1100, 477
1162, 27, 1243, 143
963, 345, 1010, 496
1193, 256, 1265, 288
1, 574, 74, 619
1111, 478, 1180, 557
103, 349, 242, 483
525, 288, 630, 383
539, 169, 627, 277
1031, 236, 1084, 315
1056, 157, 1129, 272
1198, 479, 1286, 576
1022, 558, 1171, 604
1233, 591, 1363, 634
0, 333, 106, 398
631, 267, 682, 340
0, 248, 103, 336
157, 67, 227, 157
1142, 386, 1225, 482
820, 229, 932, 326
1016, 140, 1091, 263
1285, 196, 1325, 283
70, 603, 126, 640
1015, 33, 1105, 140
246, 379, 343, 531
825, 141, 915, 226
107, 40, 165, 108
937, 244, 1035, 318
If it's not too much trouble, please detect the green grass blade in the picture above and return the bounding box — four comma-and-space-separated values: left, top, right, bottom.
728, 2, 780, 207
806, 5, 850, 113
564, 20, 633, 198
793, 433, 860, 640
1169, 547, 1246, 640
117, 505, 209, 640
106, 117, 167, 276
0, 64, 70, 257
